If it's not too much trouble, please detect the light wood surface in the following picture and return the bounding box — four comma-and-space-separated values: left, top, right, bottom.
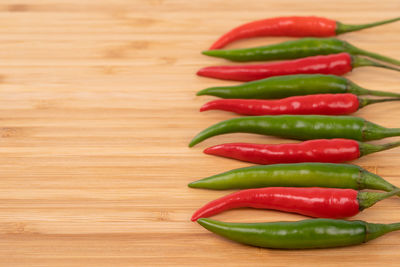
1, 0, 400, 266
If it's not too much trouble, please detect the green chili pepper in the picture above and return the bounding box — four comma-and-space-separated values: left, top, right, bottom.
188, 163, 399, 193
202, 37, 400, 65
197, 74, 400, 99
189, 115, 400, 147
197, 218, 400, 249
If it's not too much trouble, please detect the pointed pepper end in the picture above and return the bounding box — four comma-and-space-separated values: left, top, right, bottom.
196, 89, 207, 96
191, 212, 201, 222
187, 181, 196, 188
199, 105, 207, 112
199, 102, 214, 112
203, 147, 212, 154
209, 41, 222, 50
197, 218, 216, 229
204, 144, 228, 156
208, 45, 219, 50
203, 145, 219, 155
196, 68, 207, 77
188, 139, 197, 147
202, 50, 219, 57
196, 217, 207, 224
188, 177, 211, 189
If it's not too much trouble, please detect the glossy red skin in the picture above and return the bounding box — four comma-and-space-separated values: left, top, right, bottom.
204, 139, 361, 164
197, 53, 353, 81
191, 187, 359, 221
200, 94, 360, 116
210, 16, 337, 49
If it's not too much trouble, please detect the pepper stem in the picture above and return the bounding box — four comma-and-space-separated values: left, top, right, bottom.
365, 222, 400, 242
352, 56, 400, 72
375, 128, 400, 140
359, 141, 400, 157
358, 97, 400, 108
358, 189, 400, 211
360, 169, 400, 194
347, 44, 400, 66
348, 81, 400, 97
336, 17, 400, 34
362, 120, 400, 141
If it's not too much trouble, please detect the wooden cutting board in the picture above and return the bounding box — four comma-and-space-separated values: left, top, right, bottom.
0, 0, 399, 266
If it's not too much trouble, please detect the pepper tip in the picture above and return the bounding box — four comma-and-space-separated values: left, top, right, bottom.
196, 90, 205, 96
202, 50, 215, 56
190, 214, 198, 222
199, 103, 211, 112
203, 144, 222, 155
196, 218, 213, 227
196, 68, 206, 77
203, 146, 212, 154
196, 218, 205, 223
208, 44, 218, 50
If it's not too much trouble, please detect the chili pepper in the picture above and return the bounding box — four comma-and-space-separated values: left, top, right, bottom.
209, 16, 400, 49
197, 218, 400, 249
187, 162, 399, 192
200, 94, 400, 116
202, 38, 400, 66
191, 187, 399, 221
197, 53, 400, 82
203, 139, 400, 165
189, 115, 400, 147
197, 74, 400, 99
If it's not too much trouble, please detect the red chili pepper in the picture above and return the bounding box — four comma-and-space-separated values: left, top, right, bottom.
200, 94, 400, 116
200, 93, 355, 115
197, 53, 400, 82
191, 187, 399, 221
203, 139, 400, 165
209, 16, 400, 49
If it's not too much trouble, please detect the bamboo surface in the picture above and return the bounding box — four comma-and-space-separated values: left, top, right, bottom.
1, 0, 400, 266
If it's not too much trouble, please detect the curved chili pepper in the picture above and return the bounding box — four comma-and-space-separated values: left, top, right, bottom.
197, 74, 400, 99
200, 94, 400, 116
188, 115, 400, 147
197, 53, 400, 82
209, 16, 400, 49
203, 139, 400, 165
197, 218, 400, 249
187, 163, 399, 192
203, 38, 400, 66
191, 187, 399, 221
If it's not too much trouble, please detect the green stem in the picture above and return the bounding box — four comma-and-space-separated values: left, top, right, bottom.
336, 17, 400, 34
379, 128, 400, 139
352, 56, 400, 72
360, 169, 400, 194
348, 81, 400, 97
358, 97, 400, 108
349, 46, 400, 66
363, 122, 400, 141
359, 141, 400, 157
358, 189, 400, 210
386, 223, 400, 233
365, 222, 400, 242
362, 89, 400, 98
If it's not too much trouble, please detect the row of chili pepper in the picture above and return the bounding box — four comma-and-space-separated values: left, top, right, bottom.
189, 16, 400, 250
